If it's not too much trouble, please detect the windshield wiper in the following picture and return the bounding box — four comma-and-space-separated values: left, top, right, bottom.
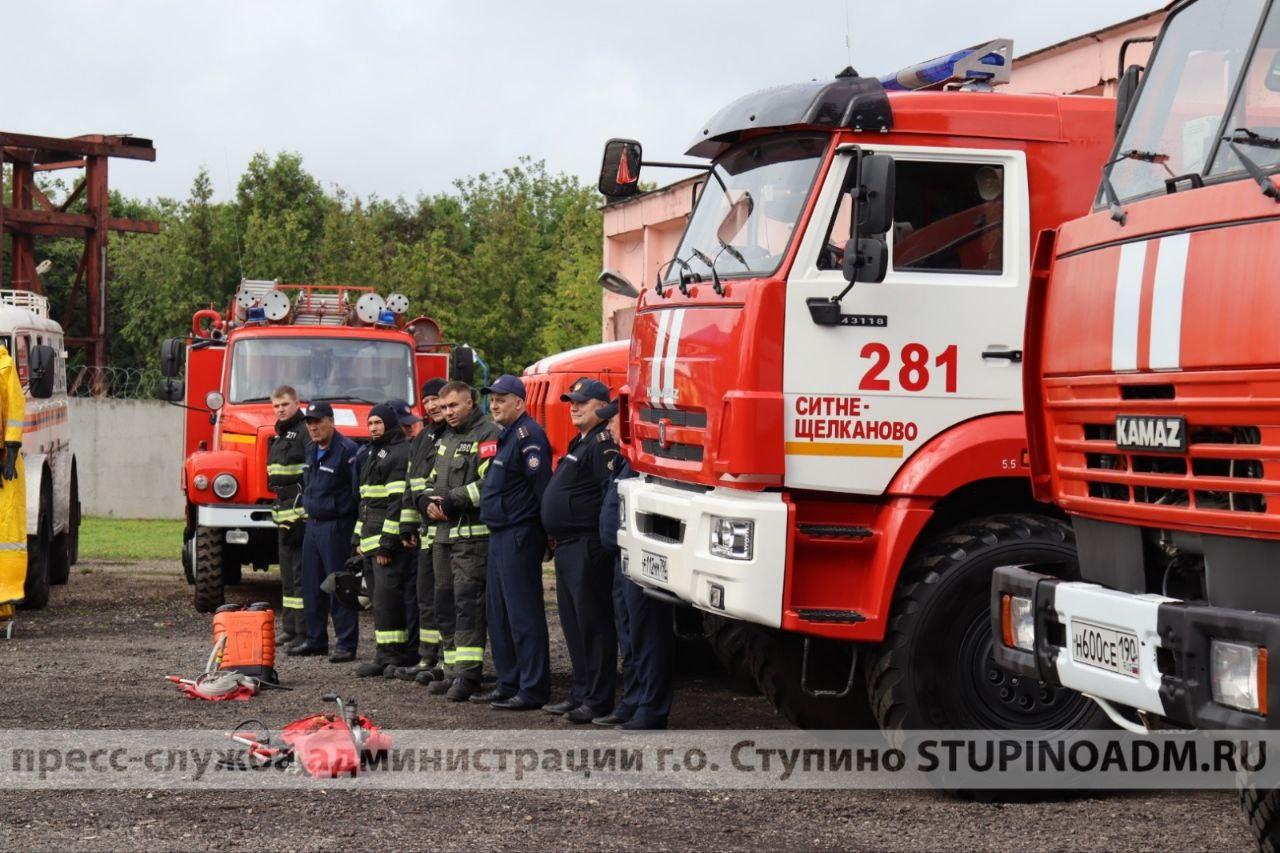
688, 248, 726, 297
237, 396, 272, 403
717, 237, 747, 269
313, 394, 376, 404
1222, 128, 1280, 202
655, 254, 701, 298
1099, 149, 1175, 225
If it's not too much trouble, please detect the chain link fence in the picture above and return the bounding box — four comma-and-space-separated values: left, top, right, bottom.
67, 365, 167, 400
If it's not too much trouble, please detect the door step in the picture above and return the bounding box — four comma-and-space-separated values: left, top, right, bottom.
797, 523, 873, 540
796, 608, 866, 624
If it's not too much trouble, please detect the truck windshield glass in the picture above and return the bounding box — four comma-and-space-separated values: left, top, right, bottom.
228, 337, 414, 404
670, 133, 827, 282
1106, 0, 1265, 203
1208, 6, 1280, 176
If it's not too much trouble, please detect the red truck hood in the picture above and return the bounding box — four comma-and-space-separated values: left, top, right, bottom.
627, 276, 786, 488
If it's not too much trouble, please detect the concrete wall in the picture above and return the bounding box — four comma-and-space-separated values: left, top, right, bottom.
69, 398, 184, 519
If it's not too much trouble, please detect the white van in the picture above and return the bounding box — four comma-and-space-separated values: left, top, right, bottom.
0, 290, 79, 609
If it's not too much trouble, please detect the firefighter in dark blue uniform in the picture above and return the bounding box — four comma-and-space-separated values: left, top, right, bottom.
476, 375, 552, 710
596, 399, 673, 729
291, 402, 361, 661
540, 377, 619, 723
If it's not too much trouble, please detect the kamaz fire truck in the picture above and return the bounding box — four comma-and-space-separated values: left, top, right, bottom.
601, 43, 1119, 732
989, 0, 1280, 839
160, 279, 470, 612
0, 290, 78, 614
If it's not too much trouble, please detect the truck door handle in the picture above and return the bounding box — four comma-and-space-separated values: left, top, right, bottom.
981, 349, 1023, 362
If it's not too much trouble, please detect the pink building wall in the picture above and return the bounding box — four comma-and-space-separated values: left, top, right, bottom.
599, 7, 1167, 340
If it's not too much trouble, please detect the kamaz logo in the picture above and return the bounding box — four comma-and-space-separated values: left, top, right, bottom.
1115, 415, 1186, 453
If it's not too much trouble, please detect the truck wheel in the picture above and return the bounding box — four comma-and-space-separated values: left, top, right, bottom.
1241, 776, 1280, 852
703, 614, 762, 694
20, 493, 52, 611
743, 624, 876, 729
181, 526, 195, 585
193, 525, 225, 613
867, 514, 1106, 732
49, 470, 75, 585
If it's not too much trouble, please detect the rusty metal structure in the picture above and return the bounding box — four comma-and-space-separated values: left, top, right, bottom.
1, 132, 158, 372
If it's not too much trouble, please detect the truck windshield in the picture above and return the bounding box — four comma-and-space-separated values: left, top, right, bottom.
669, 133, 828, 282
1107, 0, 1267, 204
227, 337, 415, 405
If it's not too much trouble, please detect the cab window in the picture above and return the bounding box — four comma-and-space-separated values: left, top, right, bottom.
819, 160, 1004, 274
15, 334, 30, 387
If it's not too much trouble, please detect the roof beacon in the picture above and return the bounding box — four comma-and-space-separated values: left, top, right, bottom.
879, 38, 1013, 92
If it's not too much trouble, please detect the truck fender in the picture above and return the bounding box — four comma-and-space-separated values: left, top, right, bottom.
22, 452, 49, 537
886, 413, 1028, 499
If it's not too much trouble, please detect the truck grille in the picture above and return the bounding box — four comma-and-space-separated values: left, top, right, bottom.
1045, 374, 1280, 529
636, 406, 708, 463
524, 375, 551, 428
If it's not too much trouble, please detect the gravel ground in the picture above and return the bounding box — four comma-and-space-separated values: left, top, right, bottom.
0, 558, 1253, 852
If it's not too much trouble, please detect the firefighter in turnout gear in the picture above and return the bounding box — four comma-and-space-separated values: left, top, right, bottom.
417, 380, 500, 701
354, 402, 416, 677
267, 386, 310, 645
0, 343, 25, 635
392, 378, 450, 684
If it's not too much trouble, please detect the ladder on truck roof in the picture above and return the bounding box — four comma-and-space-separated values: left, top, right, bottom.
0, 289, 49, 318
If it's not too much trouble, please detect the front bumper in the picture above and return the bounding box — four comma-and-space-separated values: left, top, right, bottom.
617, 478, 788, 628
196, 503, 276, 529
993, 565, 1280, 729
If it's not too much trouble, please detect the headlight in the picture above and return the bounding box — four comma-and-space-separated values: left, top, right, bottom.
1000, 594, 1034, 652
618, 495, 627, 532
212, 473, 238, 500
709, 516, 753, 561
206, 391, 224, 410
1211, 640, 1268, 715
193, 474, 209, 490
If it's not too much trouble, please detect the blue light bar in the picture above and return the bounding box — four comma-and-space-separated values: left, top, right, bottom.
879, 39, 1012, 92
246, 306, 267, 324
376, 308, 396, 326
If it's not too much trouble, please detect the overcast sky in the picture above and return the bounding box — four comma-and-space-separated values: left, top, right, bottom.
8, 1, 1162, 203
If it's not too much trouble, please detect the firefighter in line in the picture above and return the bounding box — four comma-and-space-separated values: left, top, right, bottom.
386, 397, 422, 660
416, 380, 500, 701
597, 398, 672, 729
290, 402, 361, 661
354, 402, 416, 677
0, 341, 25, 637
540, 378, 619, 723
393, 378, 451, 685
266, 386, 310, 646
475, 374, 552, 710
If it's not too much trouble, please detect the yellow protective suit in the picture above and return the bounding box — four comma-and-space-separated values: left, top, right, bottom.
0, 344, 26, 609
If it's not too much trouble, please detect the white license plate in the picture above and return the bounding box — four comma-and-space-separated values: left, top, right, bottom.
640, 551, 668, 583
1071, 619, 1140, 678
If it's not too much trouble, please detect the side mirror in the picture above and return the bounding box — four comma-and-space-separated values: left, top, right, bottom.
1116, 64, 1142, 133
28, 344, 56, 399
452, 344, 476, 386
857, 154, 895, 235
843, 237, 888, 284
597, 269, 640, 299
598, 139, 643, 199
157, 378, 185, 402
160, 337, 184, 378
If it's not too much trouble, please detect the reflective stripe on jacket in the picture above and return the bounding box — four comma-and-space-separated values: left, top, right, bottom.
267, 409, 310, 524
356, 429, 409, 555
423, 407, 500, 542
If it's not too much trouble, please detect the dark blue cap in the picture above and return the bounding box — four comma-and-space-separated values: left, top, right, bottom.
304, 401, 335, 421
481, 374, 526, 400
386, 397, 421, 425
560, 377, 609, 403
596, 398, 620, 420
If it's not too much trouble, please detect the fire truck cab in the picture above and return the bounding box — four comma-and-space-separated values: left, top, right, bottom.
994, 0, 1280, 737
161, 279, 468, 612
602, 45, 1119, 731
0, 290, 78, 612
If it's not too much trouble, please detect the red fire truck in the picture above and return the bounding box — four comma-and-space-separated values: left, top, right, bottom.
523, 339, 629, 457
601, 44, 1118, 732
990, 0, 1280, 837
159, 279, 470, 612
